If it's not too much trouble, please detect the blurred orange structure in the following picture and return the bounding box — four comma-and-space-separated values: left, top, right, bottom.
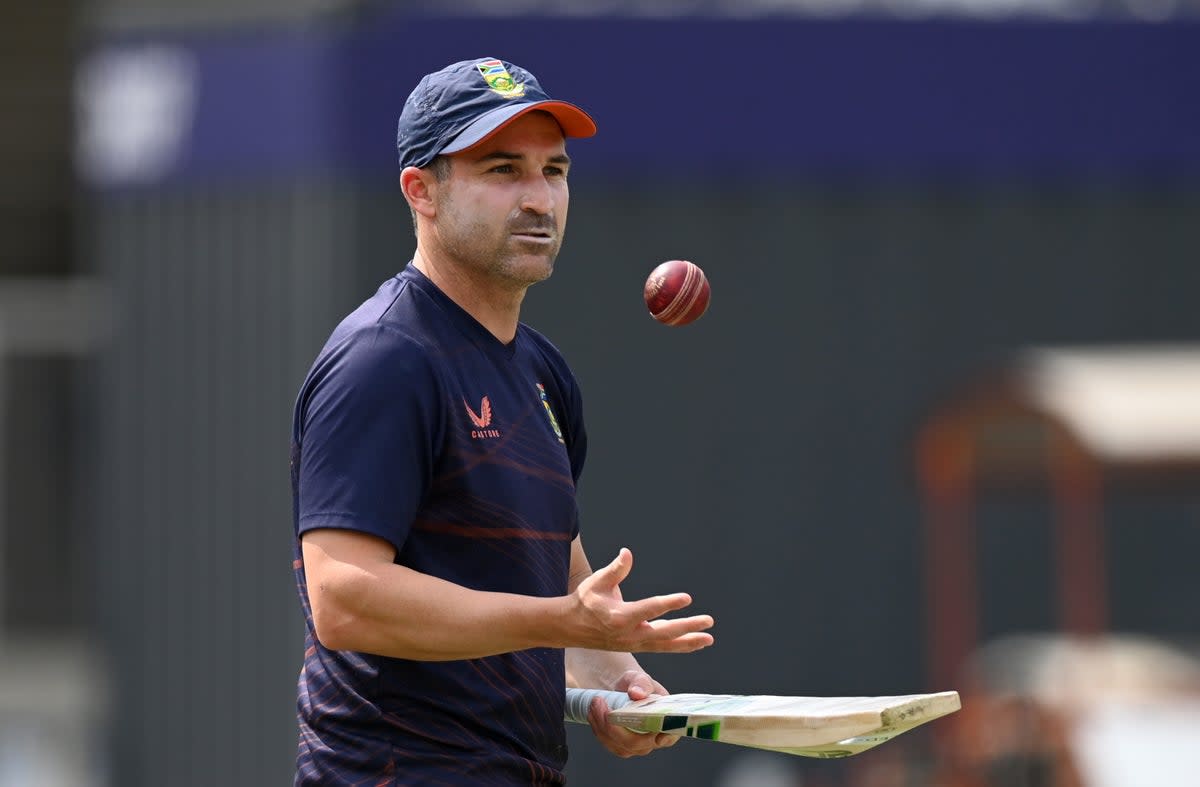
914, 344, 1200, 786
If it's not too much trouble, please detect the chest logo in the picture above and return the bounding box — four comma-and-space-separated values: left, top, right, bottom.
464, 396, 500, 439
537, 383, 565, 444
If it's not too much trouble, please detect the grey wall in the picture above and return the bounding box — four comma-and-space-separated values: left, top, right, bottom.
91, 176, 1200, 786
91, 183, 361, 786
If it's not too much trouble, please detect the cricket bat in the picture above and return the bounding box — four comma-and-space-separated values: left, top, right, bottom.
564, 688, 960, 758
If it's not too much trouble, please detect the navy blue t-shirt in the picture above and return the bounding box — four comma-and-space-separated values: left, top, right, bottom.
290, 264, 587, 785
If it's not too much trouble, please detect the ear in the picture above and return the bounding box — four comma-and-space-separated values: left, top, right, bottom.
400, 165, 438, 220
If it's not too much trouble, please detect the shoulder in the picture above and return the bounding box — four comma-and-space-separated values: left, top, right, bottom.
299, 321, 444, 423
322, 322, 438, 380
316, 275, 449, 375
325, 273, 429, 348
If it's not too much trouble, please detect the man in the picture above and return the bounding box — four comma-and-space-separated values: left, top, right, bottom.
290, 57, 715, 785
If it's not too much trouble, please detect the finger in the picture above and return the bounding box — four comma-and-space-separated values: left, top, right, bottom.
589, 696, 659, 758
636, 631, 714, 653
603, 726, 659, 757
642, 614, 715, 640
655, 733, 679, 748
625, 681, 652, 701
586, 695, 609, 741
619, 729, 657, 753
589, 548, 633, 592
617, 616, 713, 652
617, 672, 661, 700
587, 695, 609, 728
623, 592, 697, 623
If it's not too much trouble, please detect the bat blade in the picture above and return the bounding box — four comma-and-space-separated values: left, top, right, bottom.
564, 688, 960, 758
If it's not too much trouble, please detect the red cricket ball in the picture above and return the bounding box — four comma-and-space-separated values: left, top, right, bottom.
643, 260, 711, 327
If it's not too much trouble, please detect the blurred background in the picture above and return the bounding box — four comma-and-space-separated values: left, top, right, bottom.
4, 1, 1200, 785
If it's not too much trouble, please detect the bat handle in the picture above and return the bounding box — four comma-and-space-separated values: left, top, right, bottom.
564, 688, 633, 724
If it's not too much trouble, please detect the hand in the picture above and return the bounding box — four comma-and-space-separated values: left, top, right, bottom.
570, 548, 714, 653
587, 671, 679, 758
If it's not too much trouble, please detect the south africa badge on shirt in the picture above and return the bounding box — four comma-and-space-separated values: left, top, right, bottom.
536, 383, 564, 444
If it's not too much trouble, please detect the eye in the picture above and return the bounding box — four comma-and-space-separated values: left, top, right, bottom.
490, 164, 515, 174
545, 165, 567, 178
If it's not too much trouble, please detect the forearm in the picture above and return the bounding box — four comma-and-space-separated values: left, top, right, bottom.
305, 531, 713, 662
565, 648, 644, 689
312, 557, 571, 660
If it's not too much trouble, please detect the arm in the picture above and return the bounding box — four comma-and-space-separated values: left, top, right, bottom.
298, 330, 712, 660
563, 536, 696, 758
304, 528, 565, 659
565, 535, 654, 689
302, 530, 714, 661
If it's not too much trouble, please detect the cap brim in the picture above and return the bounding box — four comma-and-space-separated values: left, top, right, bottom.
440, 100, 597, 157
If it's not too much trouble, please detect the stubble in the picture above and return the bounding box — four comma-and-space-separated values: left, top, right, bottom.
437, 196, 563, 290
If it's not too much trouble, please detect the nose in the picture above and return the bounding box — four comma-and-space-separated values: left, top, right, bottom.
519, 173, 554, 215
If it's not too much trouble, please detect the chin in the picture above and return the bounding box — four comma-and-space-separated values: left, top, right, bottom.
506, 255, 556, 285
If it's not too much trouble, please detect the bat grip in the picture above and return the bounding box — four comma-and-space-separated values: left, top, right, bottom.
564, 688, 633, 724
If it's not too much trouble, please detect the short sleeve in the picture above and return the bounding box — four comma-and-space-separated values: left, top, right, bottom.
294, 326, 442, 555
562, 372, 587, 487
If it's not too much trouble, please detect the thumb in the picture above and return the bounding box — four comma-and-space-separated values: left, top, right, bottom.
591, 547, 633, 590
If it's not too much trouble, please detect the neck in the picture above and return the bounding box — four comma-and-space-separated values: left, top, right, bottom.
412, 247, 525, 344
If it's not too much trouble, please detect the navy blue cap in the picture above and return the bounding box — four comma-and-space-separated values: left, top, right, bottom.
396, 57, 597, 170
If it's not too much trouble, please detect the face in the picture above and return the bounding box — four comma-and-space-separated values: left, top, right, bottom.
432, 111, 571, 289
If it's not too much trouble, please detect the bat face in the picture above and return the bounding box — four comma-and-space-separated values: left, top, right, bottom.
566, 689, 961, 759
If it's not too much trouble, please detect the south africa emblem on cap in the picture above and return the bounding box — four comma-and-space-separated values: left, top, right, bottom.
476, 59, 526, 99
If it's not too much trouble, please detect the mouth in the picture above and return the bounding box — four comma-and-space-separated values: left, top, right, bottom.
511, 229, 555, 244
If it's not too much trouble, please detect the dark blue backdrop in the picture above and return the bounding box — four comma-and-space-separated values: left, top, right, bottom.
92, 16, 1200, 185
